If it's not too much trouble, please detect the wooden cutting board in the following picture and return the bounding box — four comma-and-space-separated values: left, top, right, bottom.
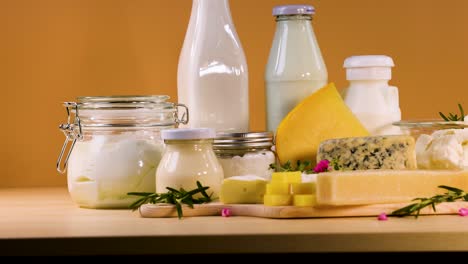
139, 201, 468, 219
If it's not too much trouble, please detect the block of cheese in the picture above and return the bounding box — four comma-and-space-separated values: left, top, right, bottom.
264, 194, 292, 206
316, 170, 468, 206
271, 171, 302, 183
275, 83, 369, 167
293, 194, 317, 207
220, 175, 267, 204
316, 135, 417, 170
266, 182, 290, 195
291, 182, 316, 194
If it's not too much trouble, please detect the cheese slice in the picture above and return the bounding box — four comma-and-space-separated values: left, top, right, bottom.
316, 170, 468, 206
266, 182, 290, 195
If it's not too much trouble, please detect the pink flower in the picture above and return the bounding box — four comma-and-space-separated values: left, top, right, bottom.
221, 208, 231, 217
314, 159, 330, 173
378, 213, 388, 221
459, 208, 468, 216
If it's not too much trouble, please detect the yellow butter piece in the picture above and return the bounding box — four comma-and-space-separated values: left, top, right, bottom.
264, 194, 292, 206
220, 176, 267, 204
293, 194, 317, 207
316, 170, 468, 206
266, 182, 290, 195
291, 182, 316, 194
271, 171, 302, 183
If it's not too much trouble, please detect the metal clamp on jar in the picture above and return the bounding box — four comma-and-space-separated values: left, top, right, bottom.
213, 132, 275, 180
56, 95, 188, 209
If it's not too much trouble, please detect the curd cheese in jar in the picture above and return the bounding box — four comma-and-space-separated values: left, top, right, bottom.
56, 95, 188, 208
156, 128, 224, 198
213, 131, 275, 180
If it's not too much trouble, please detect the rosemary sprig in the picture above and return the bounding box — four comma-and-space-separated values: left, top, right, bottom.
391, 185, 468, 218
127, 181, 213, 219
269, 160, 313, 173
439, 103, 465, 121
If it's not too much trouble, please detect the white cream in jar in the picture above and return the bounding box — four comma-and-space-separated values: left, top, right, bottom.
156, 128, 224, 198
67, 134, 164, 208
56, 96, 188, 209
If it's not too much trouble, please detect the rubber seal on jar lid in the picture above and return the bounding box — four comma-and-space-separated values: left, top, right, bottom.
161, 128, 216, 140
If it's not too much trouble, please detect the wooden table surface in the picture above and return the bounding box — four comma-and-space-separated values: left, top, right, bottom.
1, 187, 468, 256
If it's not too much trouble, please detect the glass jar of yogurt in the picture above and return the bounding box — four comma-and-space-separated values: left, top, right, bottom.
56, 95, 188, 209
213, 132, 275, 180
157, 128, 224, 198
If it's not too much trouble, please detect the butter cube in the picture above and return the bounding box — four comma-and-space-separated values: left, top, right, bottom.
220, 176, 267, 204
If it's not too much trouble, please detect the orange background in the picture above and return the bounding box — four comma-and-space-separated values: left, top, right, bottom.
1, 0, 468, 188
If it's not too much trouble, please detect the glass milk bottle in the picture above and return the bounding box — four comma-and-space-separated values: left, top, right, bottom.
342, 55, 402, 135
177, 0, 249, 133
265, 5, 328, 133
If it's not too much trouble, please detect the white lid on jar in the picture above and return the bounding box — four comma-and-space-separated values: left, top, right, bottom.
344, 55, 395, 81
161, 128, 216, 140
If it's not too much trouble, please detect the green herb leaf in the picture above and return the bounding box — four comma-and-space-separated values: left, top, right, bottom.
269, 160, 314, 173
439, 103, 465, 121
391, 185, 468, 218
127, 181, 213, 219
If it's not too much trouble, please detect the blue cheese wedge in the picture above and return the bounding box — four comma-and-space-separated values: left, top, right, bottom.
316, 135, 417, 170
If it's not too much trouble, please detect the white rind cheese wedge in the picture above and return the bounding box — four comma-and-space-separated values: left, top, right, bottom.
316, 170, 468, 206
317, 135, 417, 170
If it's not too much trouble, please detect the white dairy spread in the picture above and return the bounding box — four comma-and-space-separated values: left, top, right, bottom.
415, 129, 468, 170
67, 135, 164, 208
217, 151, 275, 180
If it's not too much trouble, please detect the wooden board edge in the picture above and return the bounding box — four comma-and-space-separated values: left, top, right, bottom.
138, 202, 468, 219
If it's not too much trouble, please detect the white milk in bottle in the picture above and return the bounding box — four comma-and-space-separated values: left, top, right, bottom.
265, 5, 328, 133
177, 0, 249, 133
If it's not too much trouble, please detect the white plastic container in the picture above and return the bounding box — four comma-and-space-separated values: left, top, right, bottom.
342, 55, 402, 135
265, 5, 328, 133
156, 128, 224, 198
177, 0, 249, 133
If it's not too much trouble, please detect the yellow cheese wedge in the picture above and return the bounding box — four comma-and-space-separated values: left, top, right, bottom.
266, 182, 290, 195
316, 170, 468, 206
291, 182, 316, 194
264, 194, 292, 206
275, 83, 369, 167
293, 194, 317, 207
220, 176, 267, 204
271, 171, 302, 183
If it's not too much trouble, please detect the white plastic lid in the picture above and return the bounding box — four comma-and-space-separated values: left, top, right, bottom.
344, 55, 395, 80
161, 128, 216, 140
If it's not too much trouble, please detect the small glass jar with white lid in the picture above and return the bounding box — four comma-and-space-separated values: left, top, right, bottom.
157, 128, 224, 198
213, 132, 275, 180
56, 95, 188, 209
